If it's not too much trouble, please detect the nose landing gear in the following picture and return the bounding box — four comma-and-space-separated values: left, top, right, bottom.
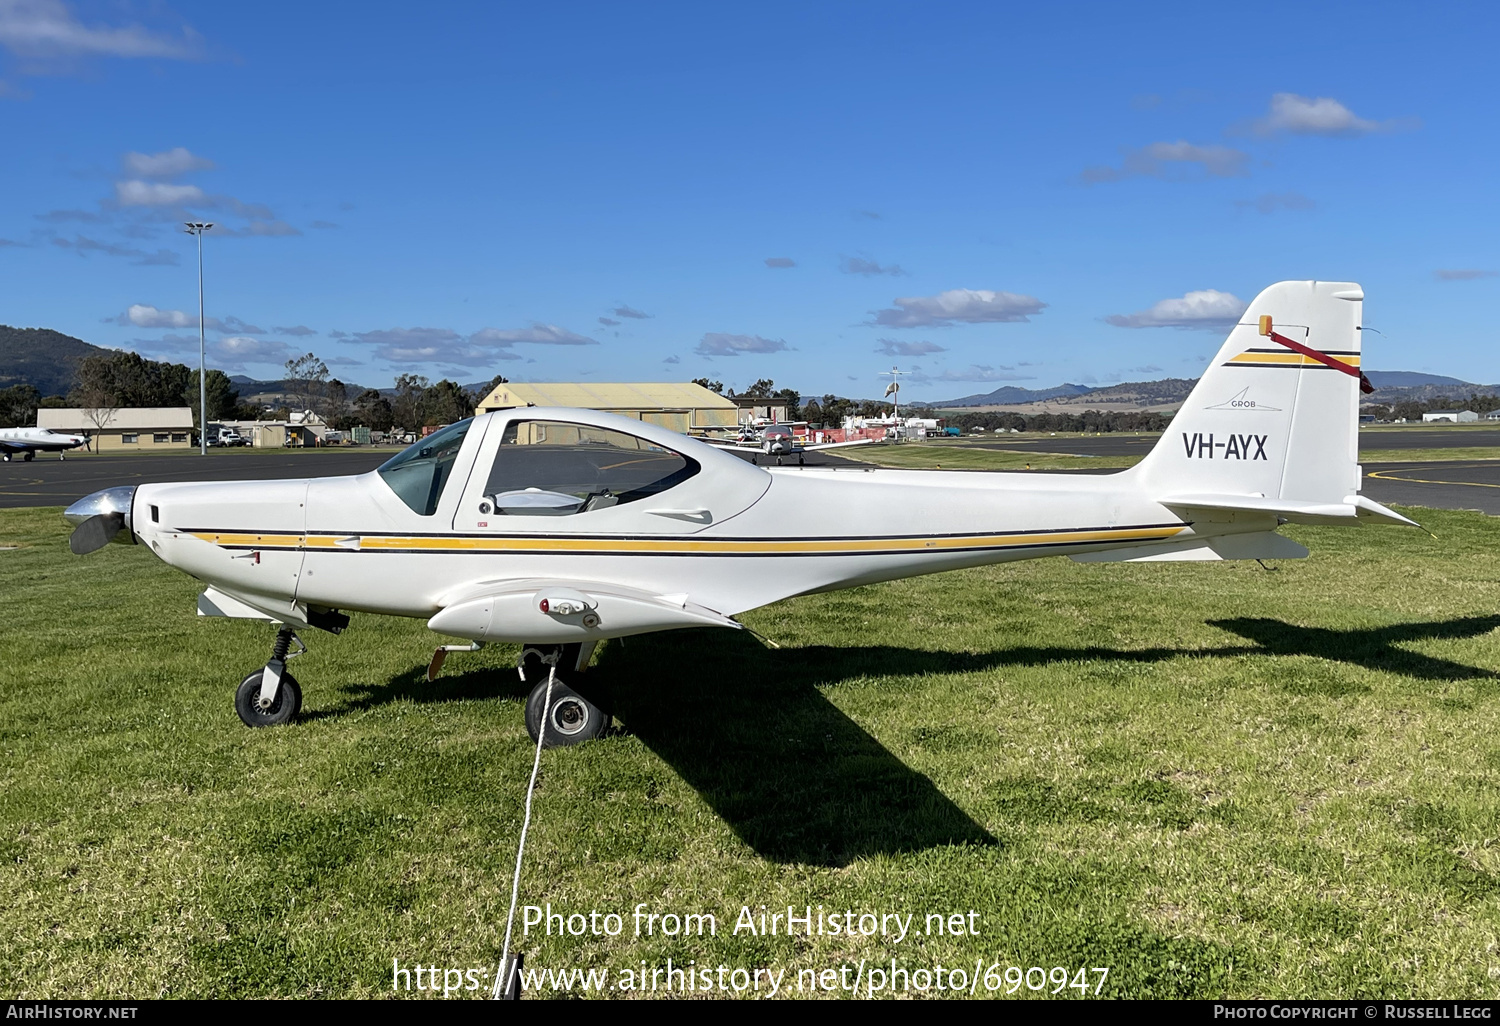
235, 625, 305, 727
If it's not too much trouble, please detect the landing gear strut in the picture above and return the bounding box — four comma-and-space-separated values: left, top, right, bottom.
519, 642, 609, 748
235, 625, 305, 727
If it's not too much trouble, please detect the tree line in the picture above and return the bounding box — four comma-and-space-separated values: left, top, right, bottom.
0, 349, 510, 434
684, 378, 1174, 433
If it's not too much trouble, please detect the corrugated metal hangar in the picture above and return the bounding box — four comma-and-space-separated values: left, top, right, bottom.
475, 382, 738, 435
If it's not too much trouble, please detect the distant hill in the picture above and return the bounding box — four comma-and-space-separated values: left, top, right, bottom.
1363, 371, 1471, 388
931, 383, 1094, 408
0, 325, 114, 396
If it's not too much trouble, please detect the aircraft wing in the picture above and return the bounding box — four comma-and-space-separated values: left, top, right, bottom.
798, 438, 878, 451
701, 439, 764, 451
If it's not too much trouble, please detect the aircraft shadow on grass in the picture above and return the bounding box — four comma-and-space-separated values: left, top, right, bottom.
321, 614, 1500, 865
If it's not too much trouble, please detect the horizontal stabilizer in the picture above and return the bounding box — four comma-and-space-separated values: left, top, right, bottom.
1160, 493, 1420, 527
1071, 530, 1309, 563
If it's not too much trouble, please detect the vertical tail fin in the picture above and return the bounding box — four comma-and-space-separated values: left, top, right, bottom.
1135, 280, 1365, 504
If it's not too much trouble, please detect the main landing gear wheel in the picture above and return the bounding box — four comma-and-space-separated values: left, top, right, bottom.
518, 644, 607, 748
23, 451, 34, 462
235, 669, 302, 727
524, 677, 609, 747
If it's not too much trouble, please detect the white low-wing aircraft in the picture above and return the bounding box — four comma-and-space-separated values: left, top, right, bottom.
64, 281, 1415, 743
1, 427, 87, 461
705, 424, 876, 465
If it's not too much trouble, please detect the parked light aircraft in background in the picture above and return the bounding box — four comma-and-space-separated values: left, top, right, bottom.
704, 424, 876, 465
1, 427, 86, 461
64, 281, 1416, 744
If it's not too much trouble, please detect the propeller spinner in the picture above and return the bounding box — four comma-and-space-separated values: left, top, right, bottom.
64, 486, 137, 554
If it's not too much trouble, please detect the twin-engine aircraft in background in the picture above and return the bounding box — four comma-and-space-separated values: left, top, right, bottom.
1, 427, 86, 462
64, 281, 1416, 743
704, 423, 876, 465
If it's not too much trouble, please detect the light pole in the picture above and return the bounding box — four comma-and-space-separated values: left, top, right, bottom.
184, 222, 214, 454
882, 366, 905, 437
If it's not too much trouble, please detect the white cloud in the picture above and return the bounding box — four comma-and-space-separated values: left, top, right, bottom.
470, 324, 598, 346
872, 288, 1046, 328
1236, 192, 1316, 214
114, 180, 206, 207
123, 147, 213, 178
220, 316, 264, 335
116, 303, 217, 330
51, 234, 176, 265
131, 333, 296, 373
376, 344, 520, 367
0, 0, 202, 59
912, 365, 1034, 383
217, 219, 300, 237
1435, 269, 1498, 281
1105, 289, 1248, 330
842, 256, 905, 276
764, 257, 796, 269
695, 333, 789, 357
1252, 93, 1406, 137
613, 305, 651, 319
876, 339, 947, 356
215, 336, 296, 365
351, 327, 463, 347
1082, 141, 1250, 183
274, 324, 317, 336
663, 355, 681, 364
598, 316, 620, 327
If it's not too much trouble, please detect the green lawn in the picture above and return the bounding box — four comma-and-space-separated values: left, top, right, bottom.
4, 505, 1500, 999
1360, 448, 1500, 463
839, 445, 1141, 471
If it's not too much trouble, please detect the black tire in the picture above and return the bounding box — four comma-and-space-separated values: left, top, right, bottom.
524, 676, 609, 747
235, 669, 302, 727
22, 452, 33, 462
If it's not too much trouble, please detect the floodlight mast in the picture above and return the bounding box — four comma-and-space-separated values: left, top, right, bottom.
184, 222, 214, 454
882, 366, 905, 427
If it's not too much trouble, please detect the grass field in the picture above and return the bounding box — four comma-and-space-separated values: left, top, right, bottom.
839, 445, 1140, 471
5, 504, 1500, 999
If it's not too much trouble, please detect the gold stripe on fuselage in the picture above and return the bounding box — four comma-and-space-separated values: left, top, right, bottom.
186, 524, 1188, 556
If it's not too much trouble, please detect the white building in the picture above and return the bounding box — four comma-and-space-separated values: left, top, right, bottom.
37, 407, 194, 450
1422, 410, 1479, 423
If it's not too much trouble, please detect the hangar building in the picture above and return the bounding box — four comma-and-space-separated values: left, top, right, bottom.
475, 382, 738, 435
37, 407, 194, 450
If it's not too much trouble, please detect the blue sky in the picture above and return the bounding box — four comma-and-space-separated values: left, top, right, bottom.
2, 1, 1496, 400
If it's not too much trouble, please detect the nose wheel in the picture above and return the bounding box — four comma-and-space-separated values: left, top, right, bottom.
235, 625, 305, 727
235, 669, 302, 726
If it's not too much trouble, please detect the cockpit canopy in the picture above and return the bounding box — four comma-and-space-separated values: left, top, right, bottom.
483, 420, 698, 516
376, 416, 701, 518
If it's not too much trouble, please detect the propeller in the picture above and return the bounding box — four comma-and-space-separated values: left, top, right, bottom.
69, 512, 125, 555
63, 486, 137, 555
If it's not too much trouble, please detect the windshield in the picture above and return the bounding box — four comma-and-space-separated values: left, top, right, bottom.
377, 419, 472, 515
